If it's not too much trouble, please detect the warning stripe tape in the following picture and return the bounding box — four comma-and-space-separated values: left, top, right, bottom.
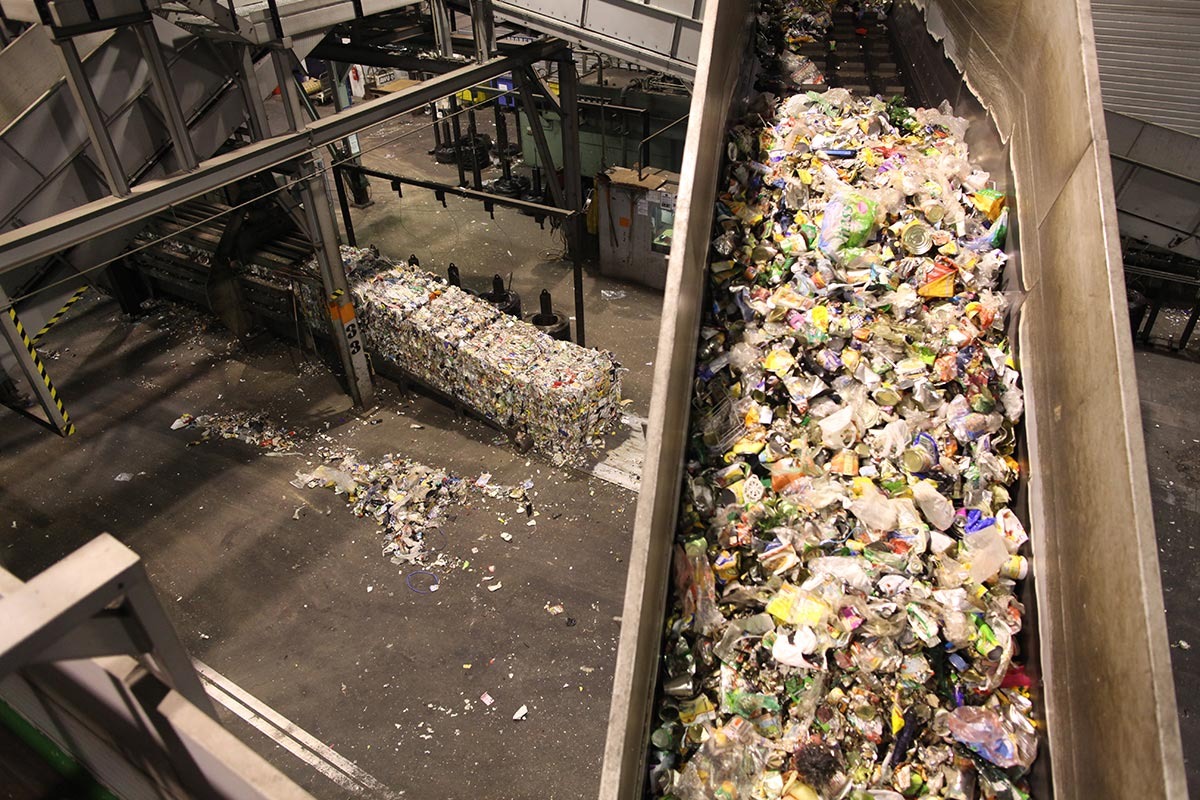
7, 307, 75, 436
330, 288, 344, 301
32, 286, 88, 344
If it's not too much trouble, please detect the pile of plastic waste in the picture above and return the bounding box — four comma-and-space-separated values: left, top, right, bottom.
651, 6, 1035, 800
334, 246, 623, 465
293, 451, 534, 566
170, 412, 301, 451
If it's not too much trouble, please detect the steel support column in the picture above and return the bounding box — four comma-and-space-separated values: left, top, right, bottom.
0, 287, 73, 436
430, 0, 453, 57
134, 23, 199, 171
557, 50, 585, 346
327, 60, 371, 205
237, 45, 271, 141
298, 159, 374, 408
513, 68, 566, 208
55, 37, 130, 197
448, 93, 468, 187
271, 47, 301, 132
469, 0, 496, 63
558, 53, 583, 215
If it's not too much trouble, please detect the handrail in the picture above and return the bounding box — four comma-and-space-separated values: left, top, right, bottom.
637, 112, 688, 179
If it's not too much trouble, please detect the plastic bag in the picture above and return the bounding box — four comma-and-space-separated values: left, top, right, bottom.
911, 480, 955, 530
849, 481, 898, 531
676, 539, 725, 635
817, 191, 878, 256
675, 717, 771, 800
947, 705, 1037, 769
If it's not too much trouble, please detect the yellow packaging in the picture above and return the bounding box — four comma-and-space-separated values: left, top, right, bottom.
766, 583, 832, 627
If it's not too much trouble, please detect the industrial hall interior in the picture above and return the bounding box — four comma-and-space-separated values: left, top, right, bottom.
1, 0, 1198, 798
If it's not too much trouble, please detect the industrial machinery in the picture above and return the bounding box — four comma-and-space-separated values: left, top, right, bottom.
600, 2, 1187, 800
596, 166, 678, 290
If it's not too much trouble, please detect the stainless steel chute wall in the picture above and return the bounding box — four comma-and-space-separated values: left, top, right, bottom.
600, 0, 1187, 798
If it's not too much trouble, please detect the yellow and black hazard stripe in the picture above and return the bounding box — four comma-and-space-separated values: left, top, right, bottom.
32, 285, 88, 344
330, 288, 345, 302
7, 307, 75, 436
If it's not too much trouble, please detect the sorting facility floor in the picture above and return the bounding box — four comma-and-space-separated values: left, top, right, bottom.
0, 101, 666, 797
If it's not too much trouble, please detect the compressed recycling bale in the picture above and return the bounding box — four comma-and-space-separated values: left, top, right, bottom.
323, 246, 622, 464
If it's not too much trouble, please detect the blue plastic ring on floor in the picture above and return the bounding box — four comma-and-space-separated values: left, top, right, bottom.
405, 570, 440, 594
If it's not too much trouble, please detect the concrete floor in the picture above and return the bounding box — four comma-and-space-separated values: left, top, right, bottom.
0, 107, 665, 799
1135, 346, 1200, 797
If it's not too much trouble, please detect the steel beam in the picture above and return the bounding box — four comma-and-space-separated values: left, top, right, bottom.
557, 50, 585, 347
429, 0, 452, 57
513, 67, 566, 209
0, 286, 74, 436
345, 164, 572, 218
134, 23, 199, 172
469, 0, 495, 63
236, 45, 271, 141
55, 36, 130, 197
309, 42, 463, 74
0, 38, 566, 276
298, 158, 375, 409
517, 63, 560, 116
333, 166, 357, 246
0, 533, 214, 720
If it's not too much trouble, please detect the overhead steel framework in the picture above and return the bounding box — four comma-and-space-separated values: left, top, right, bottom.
0, 30, 575, 427
0, 36, 567, 275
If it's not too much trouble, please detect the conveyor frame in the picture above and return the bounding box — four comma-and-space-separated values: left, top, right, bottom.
600, 1, 1187, 798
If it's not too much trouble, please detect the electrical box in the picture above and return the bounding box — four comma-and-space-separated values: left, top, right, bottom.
595, 166, 679, 290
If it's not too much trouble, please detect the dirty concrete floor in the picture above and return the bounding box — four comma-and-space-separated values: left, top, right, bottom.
1135, 347, 1200, 797
0, 294, 641, 800
0, 105, 666, 798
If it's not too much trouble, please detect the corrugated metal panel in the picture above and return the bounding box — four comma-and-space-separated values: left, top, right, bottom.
493, 0, 704, 78
1092, 0, 1200, 137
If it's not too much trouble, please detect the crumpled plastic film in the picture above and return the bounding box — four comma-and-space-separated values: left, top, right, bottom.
317, 246, 623, 465
652, 4, 1037, 799
170, 412, 301, 451
292, 449, 535, 567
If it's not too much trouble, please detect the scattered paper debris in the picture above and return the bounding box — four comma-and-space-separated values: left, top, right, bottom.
480, 692, 494, 707
512, 704, 528, 721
